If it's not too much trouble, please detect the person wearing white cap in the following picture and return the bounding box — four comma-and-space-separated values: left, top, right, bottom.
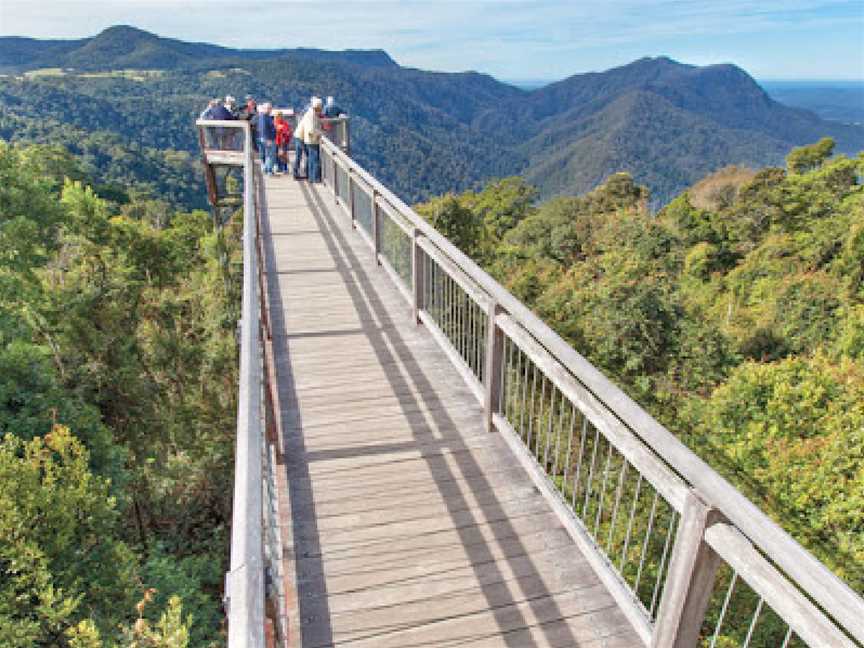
295, 96, 324, 182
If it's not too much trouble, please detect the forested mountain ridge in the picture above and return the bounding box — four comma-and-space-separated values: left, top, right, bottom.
0, 25, 397, 72
2, 26, 861, 206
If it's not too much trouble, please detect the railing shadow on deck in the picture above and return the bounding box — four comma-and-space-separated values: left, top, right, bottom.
313, 137, 864, 648
197, 115, 864, 648
286, 179, 594, 647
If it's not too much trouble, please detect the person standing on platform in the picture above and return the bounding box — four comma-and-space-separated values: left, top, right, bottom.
200, 99, 219, 120
207, 97, 235, 149
296, 96, 324, 183
241, 96, 259, 156
257, 102, 277, 175
323, 95, 344, 117
199, 99, 219, 148
274, 111, 292, 174
293, 107, 308, 180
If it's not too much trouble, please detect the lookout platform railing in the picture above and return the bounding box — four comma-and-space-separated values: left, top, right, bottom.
197, 116, 864, 648
197, 118, 288, 647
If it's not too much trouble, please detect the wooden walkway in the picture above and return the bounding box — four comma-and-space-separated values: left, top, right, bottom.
262, 174, 642, 648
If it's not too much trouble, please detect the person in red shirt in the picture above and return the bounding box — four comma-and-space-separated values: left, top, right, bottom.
274, 111, 293, 175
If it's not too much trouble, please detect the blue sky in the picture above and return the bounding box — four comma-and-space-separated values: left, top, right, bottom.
1, 0, 862, 81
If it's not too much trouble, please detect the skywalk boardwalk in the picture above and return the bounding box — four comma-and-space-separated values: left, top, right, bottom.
262, 175, 642, 648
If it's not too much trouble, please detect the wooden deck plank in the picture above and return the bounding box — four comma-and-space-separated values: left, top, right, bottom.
262, 175, 642, 647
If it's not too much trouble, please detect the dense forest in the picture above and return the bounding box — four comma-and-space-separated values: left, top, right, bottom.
416, 138, 864, 596
1, 97, 862, 648
0, 141, 239, 645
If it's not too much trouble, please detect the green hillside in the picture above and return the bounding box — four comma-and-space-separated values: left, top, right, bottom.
2, 27, 862, 206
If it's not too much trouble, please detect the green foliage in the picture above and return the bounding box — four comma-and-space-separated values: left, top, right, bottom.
690, 355, 864, 590
786, 136, 835, 174
416, 194, 483, 258
0, 142, 239, 645
0, 427, 138, 644
424, 145, 864, 593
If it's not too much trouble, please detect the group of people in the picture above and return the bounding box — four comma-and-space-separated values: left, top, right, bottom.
199, 94, 345, 183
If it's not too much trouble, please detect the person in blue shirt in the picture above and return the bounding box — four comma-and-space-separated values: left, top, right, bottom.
199, 99, 220, 147
257, 102, 277, 175
199, 99, 219, 120
204, 97, 237, 148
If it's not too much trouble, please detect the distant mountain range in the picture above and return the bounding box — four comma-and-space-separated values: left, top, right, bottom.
1, 26, 862, 205
0, 25, 396, 71
762, 81, 864, 125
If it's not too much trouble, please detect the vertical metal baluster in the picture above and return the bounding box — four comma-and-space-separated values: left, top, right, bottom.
458, 289, 465, 362
649, 510, 678, 617
551, 391, 567, 479
525, 362, 546, 452
571, 414, 588, 508
619, 473, 643, 571
432, 260, 438, 321
560, 404, 576, 497
502, 336, 511, 421
448, 276, 454, 344
501, 337, 511, 418
469, 299, 475, 375
499, 329, 510, 416
633, 490, 660, 597
455, 286, 462, 358
780, 627, 793, 648
543, 387, 557, 469
475, 302, 482, 380
519, 357, 533, 440
442, 269, 447, 329
439, 267, 445, 331
507, 340, 522, 430
423, 254, 435, 320
593, 440, 615, 537
536, 376, 550, 456
605, 460, 629, 551
709, 572, 739, 648
423, 252, 429, 312
451, 278, 457, 347
742, 597, 765, 648
581, 424, 602, 518
462, 291, 469, 366
516, 346, 526, 435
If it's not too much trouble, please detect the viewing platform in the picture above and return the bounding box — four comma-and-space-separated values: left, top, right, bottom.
197, 118, 864, 648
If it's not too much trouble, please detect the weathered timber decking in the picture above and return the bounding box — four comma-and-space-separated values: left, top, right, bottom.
262, 174, 642, 648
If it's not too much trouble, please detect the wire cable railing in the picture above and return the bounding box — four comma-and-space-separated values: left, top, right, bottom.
318, 135, 864, 648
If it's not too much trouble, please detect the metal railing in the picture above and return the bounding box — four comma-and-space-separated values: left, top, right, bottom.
318, 136, 864, 648
196, 119, 287, 648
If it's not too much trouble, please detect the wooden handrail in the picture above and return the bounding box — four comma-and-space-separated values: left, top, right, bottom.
225, 124, 266, 648
319, 136, 864, 643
